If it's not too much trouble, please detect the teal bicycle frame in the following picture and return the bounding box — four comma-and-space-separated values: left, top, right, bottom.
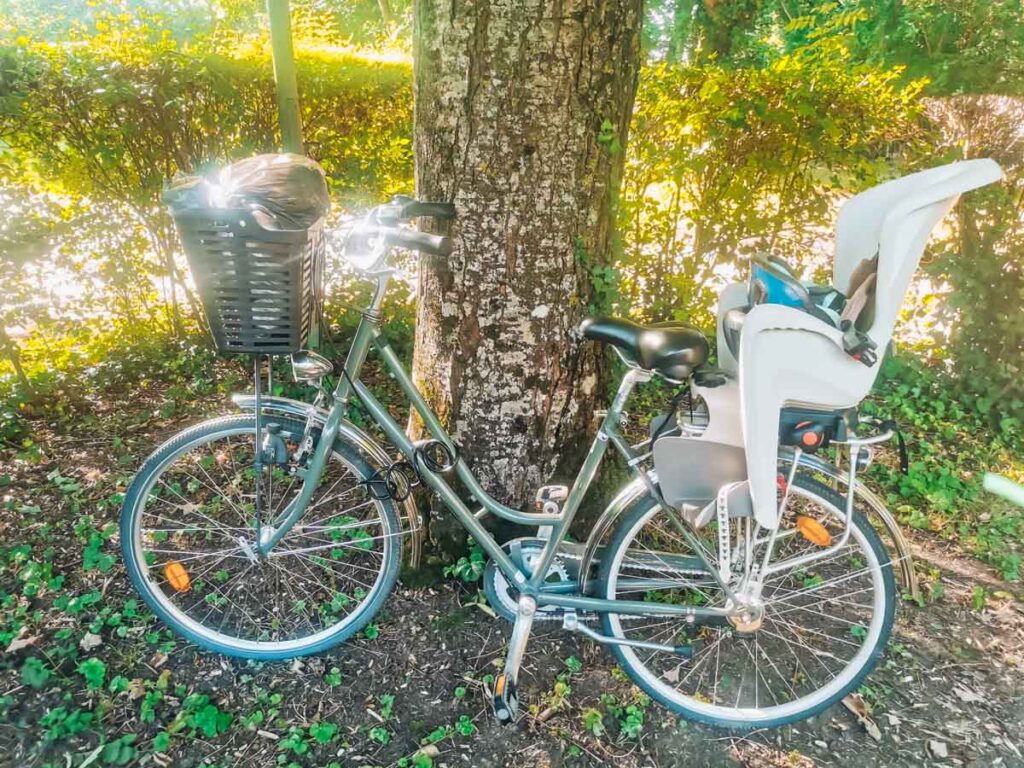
254, 269, 735, 620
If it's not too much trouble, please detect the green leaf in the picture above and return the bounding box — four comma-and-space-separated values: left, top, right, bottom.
194, 704, 232, 737
152, 732, 171, 752
582, 707, 605, 737
101, 734, 136, 765
78, 657, 107, 690
455, 714, 475, 736
21, 657, 51, 689
308, 721, 337, 744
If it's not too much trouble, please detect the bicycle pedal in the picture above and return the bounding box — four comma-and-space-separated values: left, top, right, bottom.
492, 673, 518, 725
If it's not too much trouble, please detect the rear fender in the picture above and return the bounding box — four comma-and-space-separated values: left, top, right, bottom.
579, 463, 919, 602
578, 474, 656, 595
779, 449, 919, 601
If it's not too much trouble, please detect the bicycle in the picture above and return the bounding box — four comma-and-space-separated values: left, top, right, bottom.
121, 197, 907, 730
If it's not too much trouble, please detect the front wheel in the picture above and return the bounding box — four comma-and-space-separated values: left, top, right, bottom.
598, 476, 895, 729
120, 414, 402, 660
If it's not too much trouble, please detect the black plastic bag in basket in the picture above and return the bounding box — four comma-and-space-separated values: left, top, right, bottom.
164, 153, 330, 230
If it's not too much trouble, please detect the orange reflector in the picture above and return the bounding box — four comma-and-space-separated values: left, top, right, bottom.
796, 516, 832, 547
164, 561, 191, 592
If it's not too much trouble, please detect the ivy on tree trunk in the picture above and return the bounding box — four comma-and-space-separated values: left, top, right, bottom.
411, 0, 643, 512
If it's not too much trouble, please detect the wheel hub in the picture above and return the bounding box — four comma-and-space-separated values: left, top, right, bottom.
727, 586, 765, 633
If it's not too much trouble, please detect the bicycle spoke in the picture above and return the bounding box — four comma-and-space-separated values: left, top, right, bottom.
603, 480, 893, 725
127, 420, 398, 651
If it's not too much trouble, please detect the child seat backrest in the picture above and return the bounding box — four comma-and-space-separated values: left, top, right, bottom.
832, 159, 1003, 350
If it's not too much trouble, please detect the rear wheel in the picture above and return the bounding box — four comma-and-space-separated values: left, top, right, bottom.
120, 415, 402, 659
598, 476, 895, 729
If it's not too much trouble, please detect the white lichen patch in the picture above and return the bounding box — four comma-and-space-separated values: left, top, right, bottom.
531, 305, 550, 319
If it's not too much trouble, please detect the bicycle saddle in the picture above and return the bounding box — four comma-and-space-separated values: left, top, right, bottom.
580, 317, 708, 382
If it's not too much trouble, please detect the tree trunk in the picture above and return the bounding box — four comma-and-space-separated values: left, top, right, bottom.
378, 0, 394, 30
0, 325, 34, 397
411, 0, 643, 510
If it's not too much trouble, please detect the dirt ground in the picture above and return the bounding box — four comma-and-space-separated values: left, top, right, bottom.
2, 383, 1023, 768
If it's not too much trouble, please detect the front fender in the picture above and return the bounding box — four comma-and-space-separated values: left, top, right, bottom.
231, 394, 424, 568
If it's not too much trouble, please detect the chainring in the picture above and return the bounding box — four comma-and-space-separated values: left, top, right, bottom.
482, 538, 575, 623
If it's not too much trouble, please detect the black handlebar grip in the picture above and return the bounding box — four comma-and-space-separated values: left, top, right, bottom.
387, 228, 454, 256
401, 201, 456, 220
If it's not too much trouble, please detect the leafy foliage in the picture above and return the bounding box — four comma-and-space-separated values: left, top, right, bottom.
620, 7, 926, 326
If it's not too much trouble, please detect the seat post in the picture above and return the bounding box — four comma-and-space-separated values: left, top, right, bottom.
601, 367, 650, 437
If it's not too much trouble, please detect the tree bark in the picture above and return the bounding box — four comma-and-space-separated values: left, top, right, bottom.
412, 0, 643, 510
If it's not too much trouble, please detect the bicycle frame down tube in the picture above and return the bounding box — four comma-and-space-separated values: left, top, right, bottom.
372, 339, 560, 527
370, 334, 635, 594
349, 376, 525, 586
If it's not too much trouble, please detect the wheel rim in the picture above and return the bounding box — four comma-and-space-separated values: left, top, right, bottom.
128, 421, 396, 654
605, 484, 890, 724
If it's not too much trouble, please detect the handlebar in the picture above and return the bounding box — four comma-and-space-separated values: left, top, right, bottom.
382, 226, 453, 256
342, 197, 456, 271
398, 199, 456, 220
372, 196, 456, 224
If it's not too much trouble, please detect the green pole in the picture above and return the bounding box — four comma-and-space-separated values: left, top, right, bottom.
267, 0, 304, 154
267, 0, 318, 349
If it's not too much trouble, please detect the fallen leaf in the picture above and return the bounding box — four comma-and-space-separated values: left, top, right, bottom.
928, 740, 949, 759
842, 692, 869, 719
953, 684, 984, 704
842, 693, 882, 742
5, 632, 40, 654
80, 632, 103, 651
78, 743, 104, 768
